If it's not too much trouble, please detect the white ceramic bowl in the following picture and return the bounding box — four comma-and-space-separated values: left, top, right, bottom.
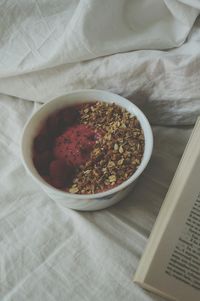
21, 89, 153, 211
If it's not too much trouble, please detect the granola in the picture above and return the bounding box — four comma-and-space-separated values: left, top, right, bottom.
67, 101, 144, 194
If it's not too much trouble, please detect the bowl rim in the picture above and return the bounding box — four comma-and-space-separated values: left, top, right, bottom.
21, 89, 153, 199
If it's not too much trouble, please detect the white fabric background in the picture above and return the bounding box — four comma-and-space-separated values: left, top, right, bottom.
0, 1, 200, 300
0, 95, 193, 301
0, 0, 199, 77
0, 0, 200, 125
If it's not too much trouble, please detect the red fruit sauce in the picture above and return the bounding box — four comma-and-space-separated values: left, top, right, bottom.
32, 104, 100, 190
53, 124, 99, 166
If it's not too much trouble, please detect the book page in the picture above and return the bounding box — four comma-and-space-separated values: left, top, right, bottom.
165, 193, 200, 291
144, 153, 200, 301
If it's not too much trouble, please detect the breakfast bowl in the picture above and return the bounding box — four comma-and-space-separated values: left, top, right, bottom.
21, 89, 153, 211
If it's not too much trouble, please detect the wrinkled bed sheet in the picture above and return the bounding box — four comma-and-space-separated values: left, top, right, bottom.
1, 2, 200, 301
0, 95, 193, 301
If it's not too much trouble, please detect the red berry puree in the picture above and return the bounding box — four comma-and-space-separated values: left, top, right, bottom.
33, 105, 101, 189
54, 124, 99, 166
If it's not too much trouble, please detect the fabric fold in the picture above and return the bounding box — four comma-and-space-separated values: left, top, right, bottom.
0, 0, 199, 78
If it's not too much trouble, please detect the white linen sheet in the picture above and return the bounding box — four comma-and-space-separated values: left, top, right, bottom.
0, 2, 200, 125
0, 1, 200, 301
0, 0, 199, 78
0, 95, 193, 301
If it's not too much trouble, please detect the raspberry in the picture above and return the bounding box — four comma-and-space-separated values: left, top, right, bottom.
46, 112, 62, 136
53, 124, 98, 166
34, 134, 53, 153
49, 159, 73, 188
60, 107, 80, 127
33, 151, 52, 175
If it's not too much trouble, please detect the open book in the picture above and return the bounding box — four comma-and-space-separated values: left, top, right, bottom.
134, 118, 200, 301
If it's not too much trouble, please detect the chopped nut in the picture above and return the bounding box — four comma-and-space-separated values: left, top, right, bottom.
106, 134, 112, 140
117, 159, 124, 165
93, 170, 99, 177
69, 186, 79, 193
108, 161, 115, 168
109, 175, 116, 183
119, 145, 124, 154
67, 101, 144, 194
114, 143, 119, 151
84, 170, 91, 175
92, 148, 101, 157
